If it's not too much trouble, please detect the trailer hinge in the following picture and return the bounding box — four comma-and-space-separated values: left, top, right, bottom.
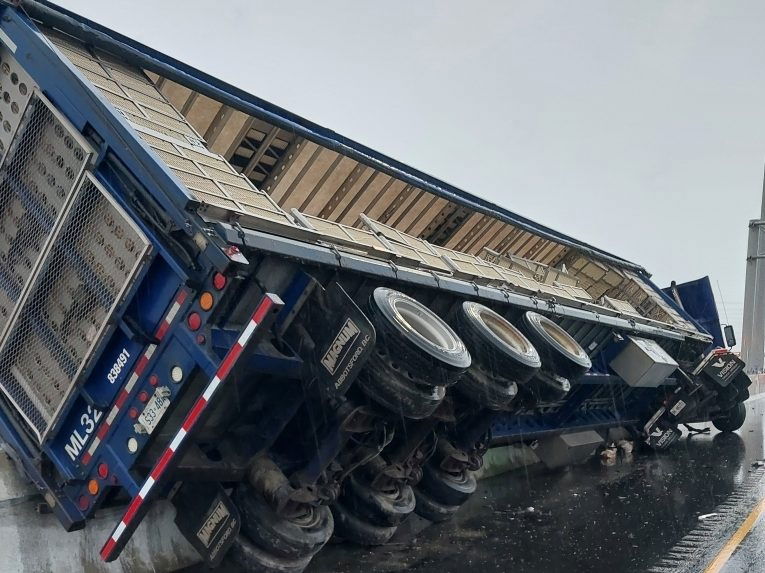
329, 244, 343, 267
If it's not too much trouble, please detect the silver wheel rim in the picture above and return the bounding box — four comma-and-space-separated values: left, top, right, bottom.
466, 303, 538, 360
388, 293, 463, 354
535, 314, 587, 359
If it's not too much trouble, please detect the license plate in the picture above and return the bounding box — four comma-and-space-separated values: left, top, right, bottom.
138, 389, 170, 434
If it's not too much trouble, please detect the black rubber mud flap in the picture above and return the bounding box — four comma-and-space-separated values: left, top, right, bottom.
643, 407, 682, 450
173, 482, 241, 567
291, 281, 375, 396
699, 352, 745, 388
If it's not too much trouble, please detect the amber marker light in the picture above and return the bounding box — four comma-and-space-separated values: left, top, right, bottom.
199, 292, 214, 311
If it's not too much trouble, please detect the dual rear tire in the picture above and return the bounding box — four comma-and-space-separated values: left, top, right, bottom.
230, 485, 333, 573
518, 312, 592, 381
331, 473, 416, 546
351, 294, 592, 535
357, 288, 470, 419
414, 463, 478, 523
450, 306, 591, 410
451, 302, 540, 411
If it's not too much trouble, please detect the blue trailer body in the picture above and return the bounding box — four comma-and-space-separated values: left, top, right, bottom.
0, 2, 747, 569
664, 276, 725, 348
0, 5, 240, 532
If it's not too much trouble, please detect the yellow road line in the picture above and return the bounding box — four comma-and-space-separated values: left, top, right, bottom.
704, 498, 765, 573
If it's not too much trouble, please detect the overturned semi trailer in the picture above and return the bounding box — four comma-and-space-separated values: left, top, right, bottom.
0, 1, 750, 571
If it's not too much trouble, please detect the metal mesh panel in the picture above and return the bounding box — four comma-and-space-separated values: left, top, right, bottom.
77, 67, 123, 95
0, 47, 35, 155
198, 165, 251, 188
291, 209, 396, 259
104, 67, 162, 98
136, 131, 178, 154
152, 148, 204, 175
0, 175, 149, 441
183, 148, 237, 172
0, 94, 92, 337
223, 185, 290, 214
139, 106, 199, 136
173, 169, 224, 195
55, 45, 107, 76
191, 190, 239, 211
99, 88, 143, 116
120, 111, 192, 141
122, 87, 179, 117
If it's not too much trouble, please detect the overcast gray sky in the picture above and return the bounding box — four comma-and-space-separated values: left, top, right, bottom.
59, 0, 765, 335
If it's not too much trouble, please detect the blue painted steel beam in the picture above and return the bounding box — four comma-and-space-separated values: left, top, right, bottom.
491, 409, 640, 440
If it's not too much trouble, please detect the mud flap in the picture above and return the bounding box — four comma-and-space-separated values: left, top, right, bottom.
644, 407, 682, 450
698, 352, 745, 389
173, 482, 240, 567
694, 351, 747, 408
289, 281, 375, 396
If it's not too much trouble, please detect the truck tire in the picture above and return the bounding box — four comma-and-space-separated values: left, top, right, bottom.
456, 366, 518, 411
734, 371, 753, 390
234, 486, 333, 559
368, 288, 470, 380
713, 402, 747, 433
356, 350, 446, 419
340, 475, 415, 527
716, 383, 740, 406
518, 312, 591, 380
418, 464, 477, 506
229, 535, 312, 573
331, 500, 397, 545
733, 372, 752, 402
413, 487, 460, 523
454, 301, 540, 382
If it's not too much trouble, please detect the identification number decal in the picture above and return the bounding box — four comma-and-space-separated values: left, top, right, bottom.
107, 349, 131, 384
64, 404, 104, 461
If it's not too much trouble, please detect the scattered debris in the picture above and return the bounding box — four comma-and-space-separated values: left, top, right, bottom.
617, 440, 634, 454
601, 443, 618, 465
698, 513, 718, 521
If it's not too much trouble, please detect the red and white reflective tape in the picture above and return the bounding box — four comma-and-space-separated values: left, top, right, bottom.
100, 293, 281, 562
81, 290, 187, 466
154, 290, 187, 341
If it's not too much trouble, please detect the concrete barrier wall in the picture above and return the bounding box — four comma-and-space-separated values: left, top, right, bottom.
750, 373, 765, 396
0, 454, 200, 573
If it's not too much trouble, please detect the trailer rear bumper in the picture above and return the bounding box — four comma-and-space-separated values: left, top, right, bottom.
100, 293, 283, 562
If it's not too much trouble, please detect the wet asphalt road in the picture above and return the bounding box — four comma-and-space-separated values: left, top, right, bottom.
723, 498, 765, 573
306, 396, 765, 573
